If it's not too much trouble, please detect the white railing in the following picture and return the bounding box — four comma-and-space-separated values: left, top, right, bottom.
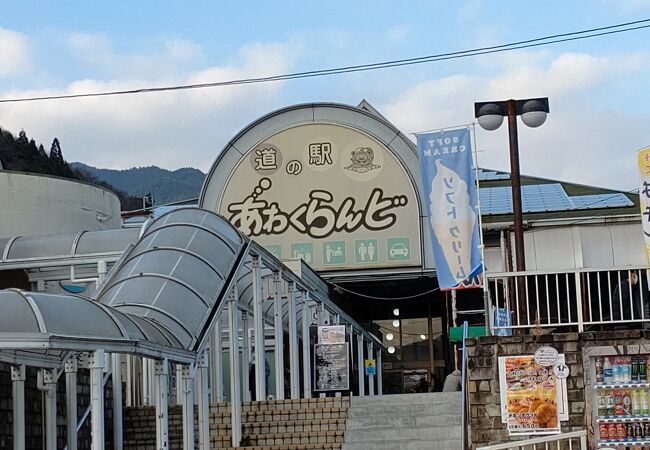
486, 266, 650, 333
476, 430, 587, 450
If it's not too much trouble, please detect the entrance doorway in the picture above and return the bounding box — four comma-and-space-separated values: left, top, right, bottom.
328, 274, 485, 394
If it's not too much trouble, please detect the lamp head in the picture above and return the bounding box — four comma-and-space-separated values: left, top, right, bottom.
476, 103, 504, 131
521, 99, 549, 128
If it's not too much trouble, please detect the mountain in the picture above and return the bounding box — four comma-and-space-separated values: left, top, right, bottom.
71, 163, 206, 205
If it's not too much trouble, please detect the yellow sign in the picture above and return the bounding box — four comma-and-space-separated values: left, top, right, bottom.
638, 146, 650, 263
215, 123, 421, 271
498, 355, 561, 435
364, 358, 376, 375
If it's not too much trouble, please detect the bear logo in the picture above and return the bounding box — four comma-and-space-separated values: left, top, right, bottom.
344, 147, 381, 173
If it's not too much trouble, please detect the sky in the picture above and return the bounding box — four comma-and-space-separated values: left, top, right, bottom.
1, 0, 649, 191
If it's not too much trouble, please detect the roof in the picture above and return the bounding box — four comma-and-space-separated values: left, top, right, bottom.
476, 168, 639, 222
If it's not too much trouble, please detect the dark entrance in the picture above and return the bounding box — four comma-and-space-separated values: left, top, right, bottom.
328, 273, 485, 393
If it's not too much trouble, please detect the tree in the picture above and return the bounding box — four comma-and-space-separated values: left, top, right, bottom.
50, 138, 63, 166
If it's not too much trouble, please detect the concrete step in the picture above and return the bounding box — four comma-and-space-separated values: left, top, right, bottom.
344, 425, 461, 442
350, 392, 461, 407
346, 413, 461, 429
347, 401, 460, 417
342, 438, 462, 450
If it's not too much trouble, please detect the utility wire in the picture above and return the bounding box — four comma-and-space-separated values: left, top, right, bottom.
1, 19, 649, 103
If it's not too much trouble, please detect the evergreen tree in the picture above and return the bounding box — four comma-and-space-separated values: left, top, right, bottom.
50, 138, 63, 166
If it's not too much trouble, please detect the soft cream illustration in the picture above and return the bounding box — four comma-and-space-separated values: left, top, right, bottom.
429, 159, 476, 283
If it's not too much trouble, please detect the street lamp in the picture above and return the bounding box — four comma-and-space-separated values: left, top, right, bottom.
474, 98, 549, 273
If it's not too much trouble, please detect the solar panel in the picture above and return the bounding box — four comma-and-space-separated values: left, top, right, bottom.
569, 193, 634, 209
477, 169, 510, 181
479, 183, 574, 215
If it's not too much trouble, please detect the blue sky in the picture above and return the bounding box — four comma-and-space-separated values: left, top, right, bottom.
1, 0, 649, 190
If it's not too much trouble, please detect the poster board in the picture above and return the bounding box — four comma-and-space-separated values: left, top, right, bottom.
314, 343, 350, 391
318, 325, 347, 344
498, 354, 569, 435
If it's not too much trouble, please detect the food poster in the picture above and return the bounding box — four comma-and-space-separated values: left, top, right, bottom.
498, 355, 569, 435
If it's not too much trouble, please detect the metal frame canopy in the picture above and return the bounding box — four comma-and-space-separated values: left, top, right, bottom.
198, 101, 437, 274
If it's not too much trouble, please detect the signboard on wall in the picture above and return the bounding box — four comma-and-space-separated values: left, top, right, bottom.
498, 355, 569, 435
218, 123, 421, 271
314, 343, 350, 391
638, 146, 650, 263
318, 325, 346, 344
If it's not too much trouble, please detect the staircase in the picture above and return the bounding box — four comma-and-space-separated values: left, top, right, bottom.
342, 393, 462, 450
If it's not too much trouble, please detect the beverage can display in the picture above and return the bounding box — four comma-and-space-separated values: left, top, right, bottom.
641, 358, 648, 383
633, 422, 643, 439
622, 357, 632, 383
613, 358, 622, 383
624, 389, 633, 415
607, 390, 616, 416
608, 423, 618, 439
599, 423, 609, 439
633, 357, 640, 382
604, 357, 613, 384
616, 390, 626, 415
627, 422, 635, 438
633, 389, 642, 415
617, 423, 627, 439
598, 392, 608, 417
644, 421, 650, 438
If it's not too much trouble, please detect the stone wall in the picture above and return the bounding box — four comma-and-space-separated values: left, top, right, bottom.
466, 330, 647, 449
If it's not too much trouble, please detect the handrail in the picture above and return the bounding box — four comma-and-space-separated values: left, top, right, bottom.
476, 430, 587, 449
460, 320, 469, 450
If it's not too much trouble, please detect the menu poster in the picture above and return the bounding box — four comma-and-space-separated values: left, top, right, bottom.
498, 355, 568, 435
318, 325, 347, 344
314, 343, 350, 391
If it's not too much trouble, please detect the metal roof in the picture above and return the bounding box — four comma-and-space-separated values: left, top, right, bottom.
95, 208, 248, 353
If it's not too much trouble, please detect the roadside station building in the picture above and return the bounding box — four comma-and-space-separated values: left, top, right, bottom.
0, 101, 647, 450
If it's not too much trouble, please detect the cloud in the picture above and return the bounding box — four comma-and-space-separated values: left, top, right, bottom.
65, 32, 205, 79
0, 28, 30, 76
0, 41, 302, 171
382, 51, 649, 190
387, 25, 410, 43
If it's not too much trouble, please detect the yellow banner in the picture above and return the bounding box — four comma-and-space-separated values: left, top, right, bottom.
502, 356, 560, 434
638, 147, 650, 263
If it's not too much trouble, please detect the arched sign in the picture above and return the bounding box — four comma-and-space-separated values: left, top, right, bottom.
201, 103, 426, 272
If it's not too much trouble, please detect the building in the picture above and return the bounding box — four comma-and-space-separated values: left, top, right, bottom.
0, 101, 646, 450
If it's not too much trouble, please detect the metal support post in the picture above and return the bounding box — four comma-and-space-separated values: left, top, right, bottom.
180, 364, 194, 450
356, 334, 365, 397
317, 302, 325, 327
376, 350, 383, 395
90, 350, 106, 450
154, 359, 169, 450
251, 256, 266, 400
11, 365, 26, 450
241, 311, 251, 401
273, 271, 285, 400
301, 294, 312, 399
65, 357, 79, 450
43, 368, 57, 450
288, 283, 300, 399
210, 318, 224, 402
197, 351, 210, 450
228, 290, 242, 447
112, 354, 123, 450
125, 356, 133, 407
367, 341, 374, 396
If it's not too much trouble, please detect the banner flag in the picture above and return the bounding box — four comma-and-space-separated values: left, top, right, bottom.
416, 128, 483, 290
638, 146, 650, 263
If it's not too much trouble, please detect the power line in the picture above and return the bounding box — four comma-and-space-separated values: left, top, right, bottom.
1, 19, 649, 104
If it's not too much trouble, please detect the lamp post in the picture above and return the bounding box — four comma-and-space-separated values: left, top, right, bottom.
474, 98, 549, 273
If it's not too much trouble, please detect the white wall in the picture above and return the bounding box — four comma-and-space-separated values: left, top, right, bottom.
0, 171, 121, 238
488, 220, 646, 273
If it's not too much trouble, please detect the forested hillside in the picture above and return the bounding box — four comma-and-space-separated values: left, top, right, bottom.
0, 127, 140, 210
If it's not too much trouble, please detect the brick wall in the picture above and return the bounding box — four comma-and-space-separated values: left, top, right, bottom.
466, 330, 647, 449
123, 397, 348, 450
0, 362, 114, 450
